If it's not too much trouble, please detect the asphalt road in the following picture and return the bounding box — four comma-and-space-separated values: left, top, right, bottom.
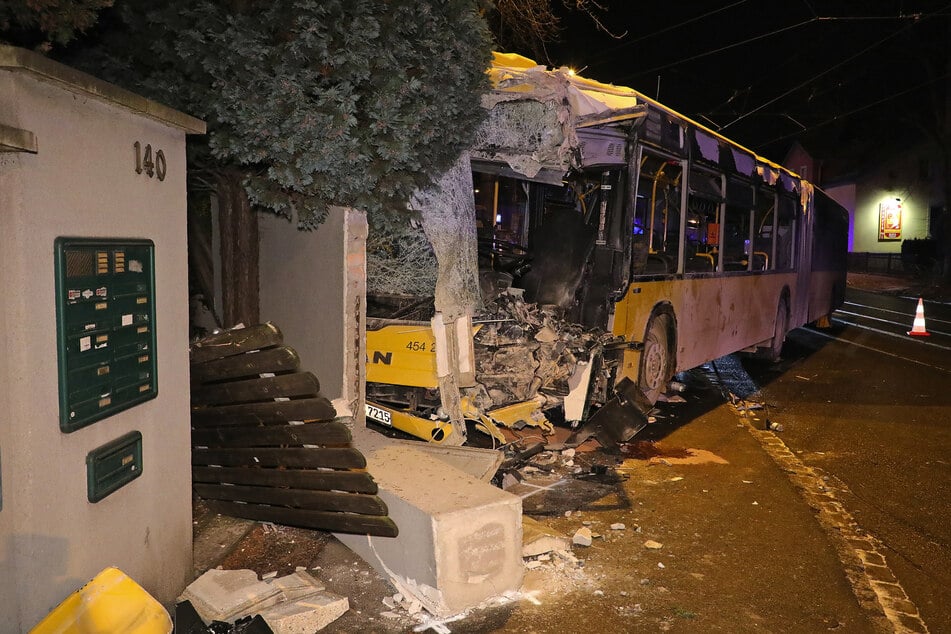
736, 289, 951, 633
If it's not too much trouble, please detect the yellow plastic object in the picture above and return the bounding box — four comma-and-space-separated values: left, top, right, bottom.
30, 567, 172, 634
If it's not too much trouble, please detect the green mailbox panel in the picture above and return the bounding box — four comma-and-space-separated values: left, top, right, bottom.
87, 430, 143, 502
55, 238, 157, 433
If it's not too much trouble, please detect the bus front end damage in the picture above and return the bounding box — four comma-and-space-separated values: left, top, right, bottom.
366, 293, 650, 447
366, 53, 659, 447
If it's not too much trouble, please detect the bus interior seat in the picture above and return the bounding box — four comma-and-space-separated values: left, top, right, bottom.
644, 253, 674, 274
685, 253, 715, 272
520, 205, 596, 310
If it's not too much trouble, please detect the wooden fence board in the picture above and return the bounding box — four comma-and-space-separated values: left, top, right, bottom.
192, 466, 378, 494
192, 422, 351, 448
194, 483, 388, 516
206, 500, 399, 537
193, 447, 366, 469
192, 372, 321, 406
191, 397, 336, 426
191, 346, 300, 385
190, 323, 284, 364
190, 323, 394, 537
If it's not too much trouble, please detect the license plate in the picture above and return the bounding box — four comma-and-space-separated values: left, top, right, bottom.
365, 403, 392, 426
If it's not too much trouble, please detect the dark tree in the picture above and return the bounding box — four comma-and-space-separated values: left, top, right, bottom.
0, 0, 113, 48
59, 0, 492, 325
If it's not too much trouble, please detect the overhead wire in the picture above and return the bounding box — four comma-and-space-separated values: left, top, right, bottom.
751, 70, 951, 150
585, 0, 750, 67
613, 18, 817, 83
717, 4, 950, 131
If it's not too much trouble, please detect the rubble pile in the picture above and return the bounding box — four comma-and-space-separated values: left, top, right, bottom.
472, 292, 619, 410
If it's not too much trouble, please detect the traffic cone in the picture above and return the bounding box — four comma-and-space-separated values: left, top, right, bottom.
907, 297, 930, 337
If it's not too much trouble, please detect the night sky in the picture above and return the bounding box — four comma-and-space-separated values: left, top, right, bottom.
540, 1, 949, 170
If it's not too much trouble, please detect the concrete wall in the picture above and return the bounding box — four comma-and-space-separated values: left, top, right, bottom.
0, 47, 203, 630
259, 208, 367, 421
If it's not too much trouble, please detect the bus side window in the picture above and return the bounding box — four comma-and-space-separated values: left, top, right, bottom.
753, 190, 777, 270
723, 178, 754, 271
775, 195, 797, 270
632, 153, 683, 276
685, 166, 722, 273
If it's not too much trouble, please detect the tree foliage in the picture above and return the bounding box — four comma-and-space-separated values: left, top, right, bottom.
0, 0, 113, 48
66, 0, 493, 227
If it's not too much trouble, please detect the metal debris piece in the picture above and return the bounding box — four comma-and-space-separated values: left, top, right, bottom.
573, 378, 652, 448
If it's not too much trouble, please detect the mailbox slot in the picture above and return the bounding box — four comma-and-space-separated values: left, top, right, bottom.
86, 431, 143, 502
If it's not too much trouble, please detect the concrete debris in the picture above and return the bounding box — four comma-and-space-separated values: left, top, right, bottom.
501, 472, 521, 490
562, 448, 576, 459
610, 523, 626, 531
179, 568, 347, 631
522, 516, 572, 557
572, 527, 593, 547
268, 570, 326, 601
258, 593, 349, 634
180, 569, 282, 624
644, 540, 664, 550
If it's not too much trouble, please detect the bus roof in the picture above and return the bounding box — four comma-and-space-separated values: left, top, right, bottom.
487, 52, 801, 183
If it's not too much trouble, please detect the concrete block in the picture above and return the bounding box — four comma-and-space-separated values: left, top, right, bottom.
266, 570, 325, 601
180, 568, 282, 623
335, 445, 523, 617
259, 592, 349, 633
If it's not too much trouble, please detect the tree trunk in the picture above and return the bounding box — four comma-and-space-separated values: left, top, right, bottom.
216, 170, 260, 327
414, 152, 482, 445
416, 151, 483, 320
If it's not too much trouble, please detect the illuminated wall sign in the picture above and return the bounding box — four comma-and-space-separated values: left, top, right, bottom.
878, 198, 902, 241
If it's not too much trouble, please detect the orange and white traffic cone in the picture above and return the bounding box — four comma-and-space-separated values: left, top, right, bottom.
907, 297, 930, 337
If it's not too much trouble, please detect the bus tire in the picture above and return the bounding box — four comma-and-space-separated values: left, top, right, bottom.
639, 313, 673, 404
764, 297, 788, 362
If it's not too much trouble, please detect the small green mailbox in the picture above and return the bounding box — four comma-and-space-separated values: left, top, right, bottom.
55, 237, 157, 433
86, 430, 143, 502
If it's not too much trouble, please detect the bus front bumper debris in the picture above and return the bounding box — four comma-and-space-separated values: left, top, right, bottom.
572, 377, 653, 448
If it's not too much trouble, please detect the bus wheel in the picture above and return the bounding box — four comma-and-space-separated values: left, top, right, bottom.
764, 298, 788, 362
639, 314, 672, 404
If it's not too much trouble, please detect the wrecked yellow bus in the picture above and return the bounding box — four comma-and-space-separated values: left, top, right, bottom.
366, 53, 848, 445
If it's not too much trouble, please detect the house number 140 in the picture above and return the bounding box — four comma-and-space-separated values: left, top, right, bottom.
133, 141, 167, 181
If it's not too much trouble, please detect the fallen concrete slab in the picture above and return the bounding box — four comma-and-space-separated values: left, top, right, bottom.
267, 570, 325, 601
258, 592, 349, 634
335, 443, 523, 617
180, 569, 282, 624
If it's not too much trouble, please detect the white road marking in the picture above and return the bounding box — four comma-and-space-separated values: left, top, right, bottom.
828, 318, 951, 359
